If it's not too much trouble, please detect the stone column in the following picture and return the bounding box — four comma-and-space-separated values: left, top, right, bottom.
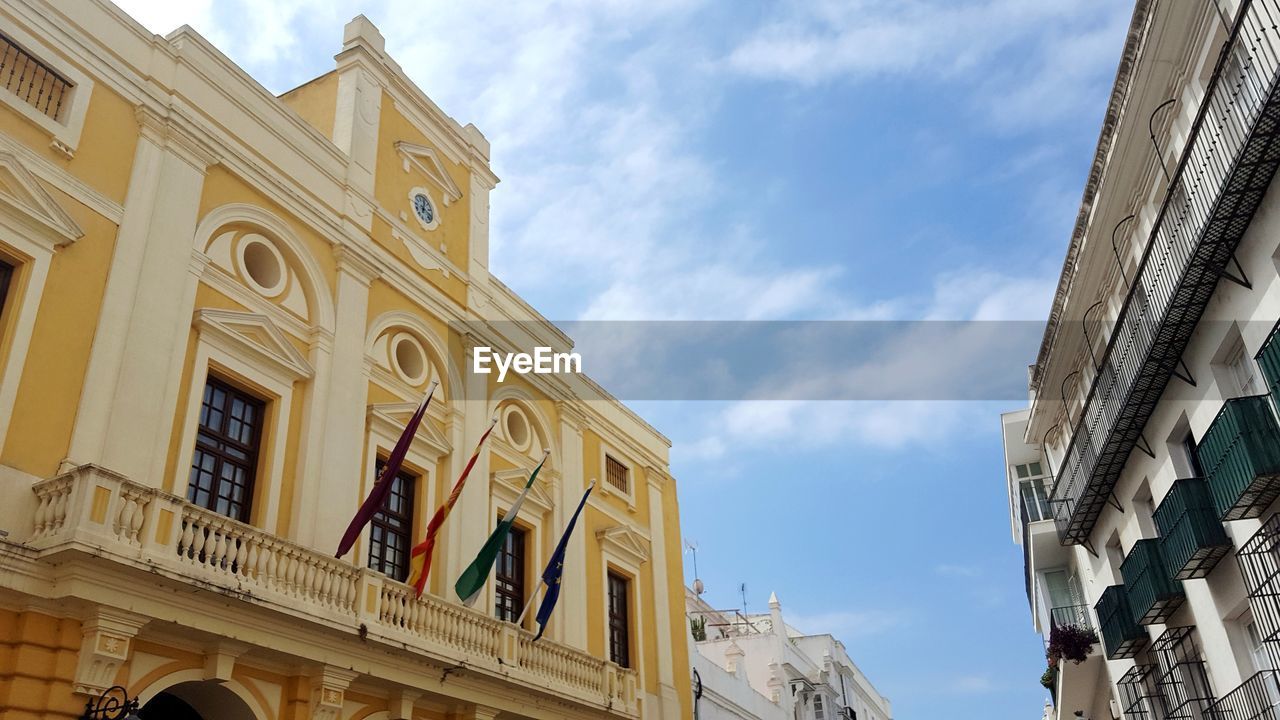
556, 402, 588, 649
445, 335, 492, 599
296, 247, 378, 549
66, 107, 213, 487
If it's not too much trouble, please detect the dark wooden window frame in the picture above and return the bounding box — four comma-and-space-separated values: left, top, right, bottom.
0, 259, 13, 319
607, 569, 631, 668
367, 458, 416, 582
495, 522, 527, 624
187, 375, 265, 523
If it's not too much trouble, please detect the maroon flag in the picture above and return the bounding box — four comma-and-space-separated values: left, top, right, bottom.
335, 381, 437, 558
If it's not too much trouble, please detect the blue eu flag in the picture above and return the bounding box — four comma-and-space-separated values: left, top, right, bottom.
534, 481, 595, 640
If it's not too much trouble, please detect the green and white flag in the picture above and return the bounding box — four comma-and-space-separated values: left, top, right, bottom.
455, 450, 550, 607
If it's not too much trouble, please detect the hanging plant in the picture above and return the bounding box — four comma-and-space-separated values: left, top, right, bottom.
1047, 624, 1099, 665
1041, 666, 1056, 689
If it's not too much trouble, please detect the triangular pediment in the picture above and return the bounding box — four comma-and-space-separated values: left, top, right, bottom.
0, 151, 82, 246
396, 141, 462, 206
492, 467, 554, 515
193, 309, 313, 381
596, 524, 651, 565
367, 401, 452, 458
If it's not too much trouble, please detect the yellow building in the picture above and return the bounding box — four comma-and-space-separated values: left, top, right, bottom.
0, 2, 691, 718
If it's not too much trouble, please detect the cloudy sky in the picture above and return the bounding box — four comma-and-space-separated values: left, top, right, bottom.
115, 0, 1132, 716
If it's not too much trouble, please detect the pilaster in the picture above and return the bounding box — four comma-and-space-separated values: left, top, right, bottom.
72, 607, 148, 696
446, 334, 493, 598
556, 401, 588, 649
300, 246, 379, 549
67, 106, 212, 487
307, 665, 359, 720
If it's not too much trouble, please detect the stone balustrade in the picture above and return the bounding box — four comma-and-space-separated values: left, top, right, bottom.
26, 464, 639, 716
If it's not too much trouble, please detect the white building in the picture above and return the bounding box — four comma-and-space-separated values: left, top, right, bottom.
687, 588, 892, 720
1005, 1, 1280, 719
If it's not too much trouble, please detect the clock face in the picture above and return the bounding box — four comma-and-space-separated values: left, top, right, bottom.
413, 193, 435, 224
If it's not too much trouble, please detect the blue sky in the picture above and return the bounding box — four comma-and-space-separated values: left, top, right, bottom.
117, 0, 1132, 716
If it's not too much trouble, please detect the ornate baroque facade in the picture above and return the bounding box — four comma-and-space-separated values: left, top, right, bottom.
0, 2, 691, 718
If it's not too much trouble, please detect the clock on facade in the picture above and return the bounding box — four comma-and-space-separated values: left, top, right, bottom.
412, 192, 435, 225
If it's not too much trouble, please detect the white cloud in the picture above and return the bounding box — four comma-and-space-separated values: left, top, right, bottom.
947, 674, 999, 694
784, 608, 908, 639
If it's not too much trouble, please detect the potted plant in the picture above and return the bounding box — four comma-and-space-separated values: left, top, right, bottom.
1047, 624, 1099, 665
1041, 666, 1056, 689
690, 616, 707, 642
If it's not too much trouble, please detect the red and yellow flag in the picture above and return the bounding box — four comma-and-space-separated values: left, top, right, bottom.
406, 418, 498, 595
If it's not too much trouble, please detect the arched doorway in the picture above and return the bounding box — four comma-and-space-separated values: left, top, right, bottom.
139, 680, 257, 720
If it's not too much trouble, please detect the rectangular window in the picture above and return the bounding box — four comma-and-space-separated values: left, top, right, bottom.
1225, 337, 1262, 397
608, 571, 631, 668
814, 694, 826, 720
0, 32, 71, 120
1184, 432, 1205, 478
605, 454, 630, 494
188, 377, 264, 523
494, 525, 526, 623
367, 459, 415, 582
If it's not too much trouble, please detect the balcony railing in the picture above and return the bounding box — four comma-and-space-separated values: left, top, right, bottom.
1257, 320, 1280, 400
1238, 515, 1280, 646
1119, 664, 1170, 720
27, 465, 639, 716
1206, 671, 1280, 720
1096, 584, 1148, 660
1050, 604, 1094, 633
1154, 477, 1232, 579
0, 31, 71, 120
1198, 394, 1280, 521
1050, 0, 1280, 546
1153, 627, 1216, 720
1122, 539, 1186, 624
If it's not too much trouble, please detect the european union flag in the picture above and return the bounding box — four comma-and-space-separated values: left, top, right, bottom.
534, 481, 595, 640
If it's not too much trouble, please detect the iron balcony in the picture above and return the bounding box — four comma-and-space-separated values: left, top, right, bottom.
1096, 584, 1148, 660
1122, 539, 1186, 625
1197, 394, 1280, 521
1153, 477, 1232, 580
1050, 0, 1280, 546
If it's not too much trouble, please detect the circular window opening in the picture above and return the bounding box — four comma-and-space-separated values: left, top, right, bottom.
237, 234, 287, 297
390, 332, 429, 386
504, 406, 531, 450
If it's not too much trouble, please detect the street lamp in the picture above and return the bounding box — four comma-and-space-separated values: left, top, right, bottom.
80, 685, 142, 720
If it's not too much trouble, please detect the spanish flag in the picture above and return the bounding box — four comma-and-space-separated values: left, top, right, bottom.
405, 418, 498, 595
335, 381, 437, 559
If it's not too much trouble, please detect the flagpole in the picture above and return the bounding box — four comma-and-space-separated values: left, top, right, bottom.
515, 580, 545, 627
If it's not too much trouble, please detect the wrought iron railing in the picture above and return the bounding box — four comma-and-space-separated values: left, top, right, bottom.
1050, 604, 1094, 633
0, 32, 70, 120
1120, 664, 1170, 720
1122, 539, 1186, 624
1051, 0, 1280, 545
1154, 477, 1232, 579
1258, 320, 1280, 400
1206, 670, 1280, 720
1198, 394, 1280, 520
1096, 584, 1148, 660
1153, 627, 1216, 720
1238, 515, 1280, 646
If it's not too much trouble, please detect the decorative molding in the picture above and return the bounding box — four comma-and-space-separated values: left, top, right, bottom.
73, 607, 148, 696
192, 308, 314, 383
308, 665, 358, 720
367, 401, 452, 458
396, 142, 463, 206
596, 525, 651, 566
492, 467, 555, 516
0, 150, 83, 247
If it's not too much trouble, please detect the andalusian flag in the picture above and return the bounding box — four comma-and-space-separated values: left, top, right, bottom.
533, 481, 594, 640
455, 450, 550, 606
405, 418, 498, 596
335, 381, 437, 559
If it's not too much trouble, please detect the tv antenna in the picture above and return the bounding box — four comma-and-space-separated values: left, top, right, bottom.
685, 539, 704, 596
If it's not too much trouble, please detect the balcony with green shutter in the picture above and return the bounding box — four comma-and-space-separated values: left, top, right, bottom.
1095, 585, 1148, 660
1197, 394, 1280, 521
1121, 539, 1185, 625
1256, 319, 1280, 398
1154, 477, 1232, 580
